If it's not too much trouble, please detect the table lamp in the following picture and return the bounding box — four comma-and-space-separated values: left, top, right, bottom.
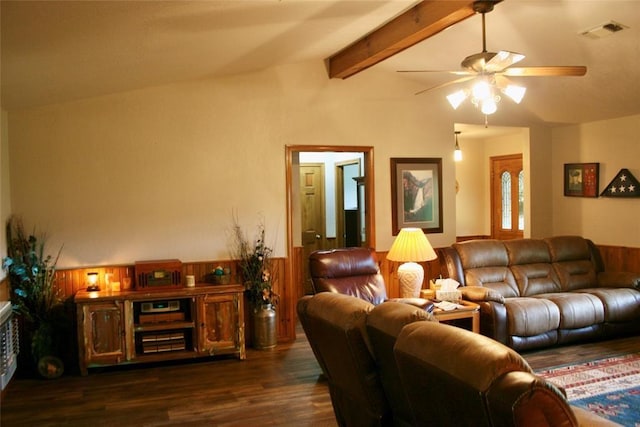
86, 272, 100, 292
387, 228, 437, 298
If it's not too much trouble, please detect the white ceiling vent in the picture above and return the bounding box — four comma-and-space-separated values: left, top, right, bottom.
581, 21, 628, 39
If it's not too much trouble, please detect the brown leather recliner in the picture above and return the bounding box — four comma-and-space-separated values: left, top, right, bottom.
393, 321, 621, 427
309, 247, 433, 311
366, 302, 437, 427
296, 292, 391, 427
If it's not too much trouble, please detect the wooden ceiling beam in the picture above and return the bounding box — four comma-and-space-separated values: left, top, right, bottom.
327, 1, 479, 79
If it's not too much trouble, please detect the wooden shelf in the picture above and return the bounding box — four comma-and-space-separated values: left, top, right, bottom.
134, 321, 195, 333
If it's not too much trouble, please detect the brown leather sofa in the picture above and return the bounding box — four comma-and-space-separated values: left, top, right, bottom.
441, 236, 640, 351
298, 292, 619, 426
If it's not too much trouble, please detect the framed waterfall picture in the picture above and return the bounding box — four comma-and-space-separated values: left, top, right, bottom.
564, 163, 599, 197
391, 157, 443, 235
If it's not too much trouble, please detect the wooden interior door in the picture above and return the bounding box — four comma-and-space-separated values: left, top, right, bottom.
491, 154, 524, 240
300, 164, 326, 294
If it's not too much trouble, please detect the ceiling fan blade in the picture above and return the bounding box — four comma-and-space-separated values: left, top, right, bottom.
414, 75, 475, 96
484, 50, 525, 73
397, 70, 475, 76
502, 66, 587, 77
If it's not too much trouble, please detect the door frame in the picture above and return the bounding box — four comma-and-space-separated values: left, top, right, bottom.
335, 158, 362, 248
285, 145, 375, 307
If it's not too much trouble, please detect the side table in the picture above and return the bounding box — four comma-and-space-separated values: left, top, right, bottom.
432, 300, 480, 333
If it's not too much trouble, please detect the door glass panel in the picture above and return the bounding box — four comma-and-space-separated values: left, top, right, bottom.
501, 171, 511, 229
518, 170, 524, 231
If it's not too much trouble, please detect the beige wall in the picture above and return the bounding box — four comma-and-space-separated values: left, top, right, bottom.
5, 61, 460, 268
551, 114, 640, 246
455, 114, 639, 246
455, 127, 533, 237
454, 133, 486, 236
4, 58, 637, 271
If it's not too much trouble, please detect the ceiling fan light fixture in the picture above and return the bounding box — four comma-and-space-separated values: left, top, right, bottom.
447, 90, 468, 109
503, 84, 526, 104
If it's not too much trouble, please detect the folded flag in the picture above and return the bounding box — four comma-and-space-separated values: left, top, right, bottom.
600, 168, 640, 197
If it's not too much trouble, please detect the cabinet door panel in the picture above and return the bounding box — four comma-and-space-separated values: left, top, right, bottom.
200, 294, 240, 354
83, 302, 125, 359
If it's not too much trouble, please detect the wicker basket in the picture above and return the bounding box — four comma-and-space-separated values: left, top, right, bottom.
205, 273, 231, 285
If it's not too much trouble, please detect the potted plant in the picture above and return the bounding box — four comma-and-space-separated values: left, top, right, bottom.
2, 217, 65, 377
231, 216, 278, 349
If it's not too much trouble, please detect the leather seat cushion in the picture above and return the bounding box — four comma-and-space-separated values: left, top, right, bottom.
576, 288, 640, 322
505, 297, 560, 337
534, 292, 604, 329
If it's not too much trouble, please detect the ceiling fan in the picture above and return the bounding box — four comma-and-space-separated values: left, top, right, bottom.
399, 0, 587, 113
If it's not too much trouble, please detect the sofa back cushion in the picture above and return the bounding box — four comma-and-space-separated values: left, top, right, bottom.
394, 321, 533, 426
309, 247, 388, 305
504, 239, 551, 265
545, 236, 597, 291
505, 239, 561, 296
454, 240, 519, 297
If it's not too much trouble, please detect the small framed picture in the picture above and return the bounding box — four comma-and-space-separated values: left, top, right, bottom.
391, 157, 443, 235
564, 163, 599, 197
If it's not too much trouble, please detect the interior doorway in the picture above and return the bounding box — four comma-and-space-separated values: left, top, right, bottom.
336, 159, 362, 248
286, 146, 375, 298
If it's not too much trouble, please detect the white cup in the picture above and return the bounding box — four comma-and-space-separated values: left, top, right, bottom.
186, 275, 196, 287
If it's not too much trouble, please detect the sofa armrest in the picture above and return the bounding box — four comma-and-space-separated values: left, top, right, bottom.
386, 297, 435, 313
460, 286, 505, 304
597, 271, 640, 289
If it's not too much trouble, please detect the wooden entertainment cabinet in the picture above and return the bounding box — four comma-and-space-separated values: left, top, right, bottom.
74, 284, 245, 376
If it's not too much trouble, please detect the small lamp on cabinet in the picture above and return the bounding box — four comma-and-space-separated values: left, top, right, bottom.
387, 228, 437, 298
86, 272, 100, 292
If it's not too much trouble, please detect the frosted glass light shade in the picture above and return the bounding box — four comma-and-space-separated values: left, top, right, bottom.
447, 90, 468, 109
454, 148, 463, 162
503, 84, 526, 103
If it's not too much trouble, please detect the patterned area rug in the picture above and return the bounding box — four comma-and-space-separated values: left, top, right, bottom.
536, 353, 640, 427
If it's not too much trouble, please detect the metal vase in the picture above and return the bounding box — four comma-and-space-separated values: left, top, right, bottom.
253, 304, 277, 350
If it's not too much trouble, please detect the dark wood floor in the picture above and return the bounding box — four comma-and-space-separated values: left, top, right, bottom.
2, 325, 639, 427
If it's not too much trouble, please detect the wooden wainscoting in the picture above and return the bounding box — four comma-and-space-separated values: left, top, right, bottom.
456, 235, 491, 242
0, 276, 8, 301
597, 244, 640, 273
53, 257, 295, 345
10, 242, 639, 361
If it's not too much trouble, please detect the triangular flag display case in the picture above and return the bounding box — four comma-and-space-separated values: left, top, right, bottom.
600, 168, 640, 198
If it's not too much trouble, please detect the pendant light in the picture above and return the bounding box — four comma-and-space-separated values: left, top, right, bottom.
454, 131, 462, 162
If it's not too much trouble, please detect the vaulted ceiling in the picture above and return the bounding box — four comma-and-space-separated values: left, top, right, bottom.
2, 1, 639, 127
